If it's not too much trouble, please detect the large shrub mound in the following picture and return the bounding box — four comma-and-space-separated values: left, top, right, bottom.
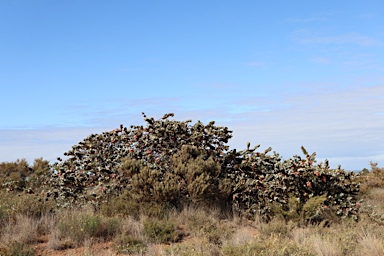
41, 113, 361, 222
43, 113, 232, 207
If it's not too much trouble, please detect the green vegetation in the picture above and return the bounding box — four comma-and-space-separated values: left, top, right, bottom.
0, 113, 383, 255
55, 209, 121, 246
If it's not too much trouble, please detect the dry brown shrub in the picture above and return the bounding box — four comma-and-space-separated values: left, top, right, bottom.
0, 214, 39, 245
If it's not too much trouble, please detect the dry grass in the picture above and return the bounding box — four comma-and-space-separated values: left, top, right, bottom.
1, 165, 384, 255
0, 201, 383, 256
356, 232, 384, 256
0, 214, 39, 245
308, 234, 343, 256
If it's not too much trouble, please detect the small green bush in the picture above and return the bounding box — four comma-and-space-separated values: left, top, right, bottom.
113, 234, 147, 254
143, 218, 181, 244
57, 210, 121, 246
181, 207, 234, 245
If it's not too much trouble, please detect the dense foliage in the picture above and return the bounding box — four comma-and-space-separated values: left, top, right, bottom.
227, 146, 360, 221
42, 113, 232, 208
1, 113, 362, 222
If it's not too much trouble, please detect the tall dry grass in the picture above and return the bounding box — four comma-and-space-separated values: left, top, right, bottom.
0, 164, 384, 255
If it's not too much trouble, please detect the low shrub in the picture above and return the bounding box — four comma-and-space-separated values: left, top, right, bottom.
56, 209, 121, 246
180, 207, 234, 245
113, 234, 147, 254
162, 238, 218, 256
100, 193, 171, 220
143, 218, 182, 244
222, 236, 310, 256
0, 191, 54, 219
360, 162, 384, 189
258, 217, 294, 238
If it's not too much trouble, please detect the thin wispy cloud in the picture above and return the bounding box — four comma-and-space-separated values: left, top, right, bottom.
341, 53, 379, 69
358, 13, 376, 19
285, 11, 338, 23
311, 56, 331, 64
246, 61, 268, 68
291, 30, 381, 47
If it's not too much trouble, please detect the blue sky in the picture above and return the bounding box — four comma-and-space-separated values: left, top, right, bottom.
1, 1, 383, 170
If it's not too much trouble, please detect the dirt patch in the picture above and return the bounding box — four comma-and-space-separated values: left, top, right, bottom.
32, 236, 116, 256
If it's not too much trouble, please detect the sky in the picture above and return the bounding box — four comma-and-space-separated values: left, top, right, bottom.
1, 1, 383, 171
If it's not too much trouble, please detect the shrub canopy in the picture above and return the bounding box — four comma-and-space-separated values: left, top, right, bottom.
39, 113, 361, 222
